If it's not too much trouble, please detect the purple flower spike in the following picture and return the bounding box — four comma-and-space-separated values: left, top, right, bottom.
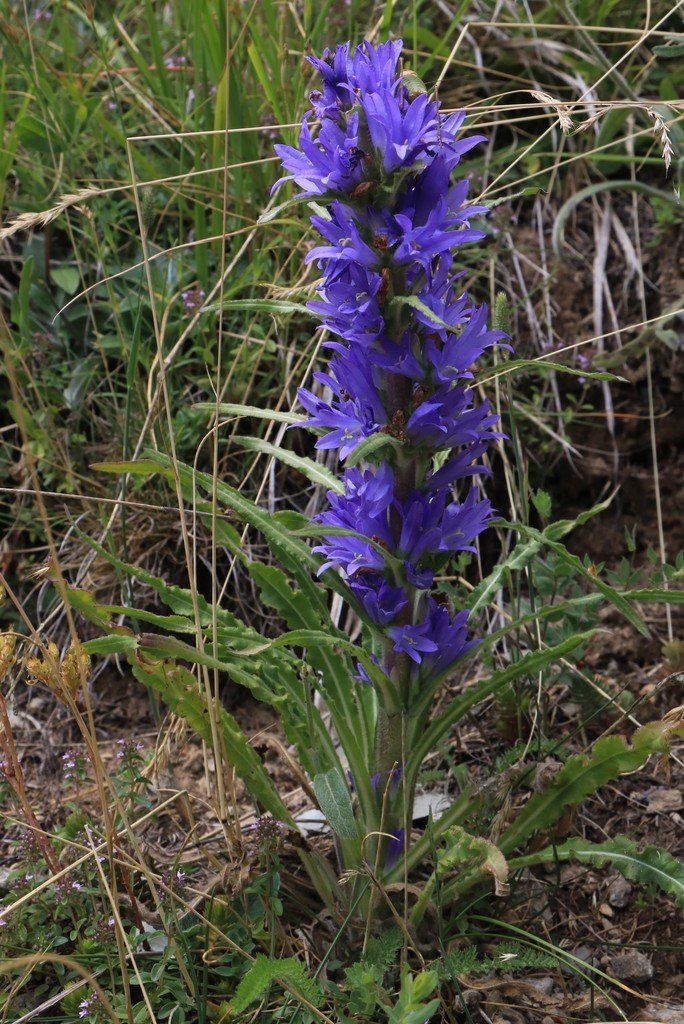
274, 39, 511, 862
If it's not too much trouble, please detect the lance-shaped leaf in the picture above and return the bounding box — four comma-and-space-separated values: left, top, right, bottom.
248, 563, 322, 632
479, 358, 625, 384
193, 402, 301, 425
231, 434, 343, 492
312, 768, 359, 840
470, 494, 616, 616
468, 537, 543, 615
510, 836, 684, 907
508, 521, 650, 637
407, 630, 597, 779
500, 721, 679, 855
202, 297, 312, 316
145, 451, 334, 617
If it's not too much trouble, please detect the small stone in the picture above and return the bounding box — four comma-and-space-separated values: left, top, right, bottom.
599, 902, 614, 917
532, 759, 562, 791
639, 1005, 684, 1024
646, 789, 683, 814
607, 875, 632, 908
561, 944, 594, 975
491, 1011, 526, 1024
455, 989, 481, 1013
609, 951, 653, 984
528, 976, 555, 995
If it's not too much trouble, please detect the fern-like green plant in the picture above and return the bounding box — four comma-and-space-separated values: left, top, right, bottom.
227, 954, 323, 1018
437, 943, 559, 978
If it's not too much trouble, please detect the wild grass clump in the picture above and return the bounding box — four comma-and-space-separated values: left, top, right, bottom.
1, 2, 683, 1022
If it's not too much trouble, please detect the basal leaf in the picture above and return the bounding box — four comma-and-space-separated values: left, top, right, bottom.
500, 722, 675, 854
511, 836, 684, 906
312, 767, 358, 840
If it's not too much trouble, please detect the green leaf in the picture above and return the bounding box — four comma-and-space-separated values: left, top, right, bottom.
408, 631, 597, 777
413, 826, 508, 922
436, 827, 508, 888
67, 536, 339, 775
71, 526, 223, 627
345, 431, 402, 467
549, 548, 648, 637
468, 537, 543, 614
138, 632, 261, 665
231, 434, 342, 491
257, 193, 309, 225
85, 602, 197, 635
624, 587, 684, 604
312, 768, 358, 840
248, 563, 322, 632
500, 722, 675, 855
205, 298, 310, 316
361, 928, 403, 971
510, 520, 649, 637
484, 187, 541, 209
83, 635, 138, 656
130, 452, 375, 813
229, 955, 322, 1017
64, 587, 133, 634
193, 402, 301, 425
51, 266, 80, 294
92, 457, 244, 557
146, 451, 331, 617
391, 293, 456, 333
532, 489, 552, 519
247, 42, 284, 124
481, 358, 625, 384
653, 42, 684, 58
90, 458, 165, 476
511, 836, 684, 906
543, 493, 615, 541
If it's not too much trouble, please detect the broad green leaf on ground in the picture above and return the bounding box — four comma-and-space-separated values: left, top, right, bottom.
500, 722, 677, 854
511, 836, 684, 906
